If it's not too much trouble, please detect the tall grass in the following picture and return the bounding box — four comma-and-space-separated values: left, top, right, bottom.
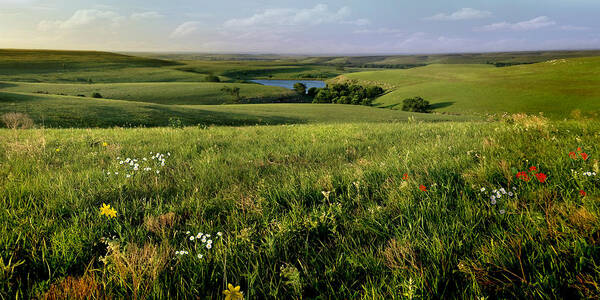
0, 118, 599, 298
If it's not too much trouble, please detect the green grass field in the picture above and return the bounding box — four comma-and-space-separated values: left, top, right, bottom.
341, 57, 600, 118
1, 119, 599, 298
0, 82, 297, 105
0, 92, 467, 128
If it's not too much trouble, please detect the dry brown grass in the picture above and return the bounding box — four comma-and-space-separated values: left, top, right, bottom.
1, 113, 34, 129
503, 113, 550, 133
2, 131, 46, 159
567, 206, 598, 234
42, 274, 103, 300
144, 212, 177, 236
102, 242, 172, 300
381, 239, 420, 272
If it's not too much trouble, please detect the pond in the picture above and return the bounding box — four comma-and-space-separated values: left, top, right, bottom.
250, 79, 326, 90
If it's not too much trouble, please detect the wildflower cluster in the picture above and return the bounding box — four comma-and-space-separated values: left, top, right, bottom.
569, 147, 596, 197
174, 231, 224, 259
223, 284, 244, 300
106, 152, 170, 178
99, 203, 117, 218
479, 186, 517, 214
569, 147, 589, 161
516, 166, 548, 183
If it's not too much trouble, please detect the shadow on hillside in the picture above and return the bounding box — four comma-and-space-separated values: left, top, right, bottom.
374, 103, 402, 109
0, 82, 18, 89
429, 102, 454, 109
0, 91, 307, 128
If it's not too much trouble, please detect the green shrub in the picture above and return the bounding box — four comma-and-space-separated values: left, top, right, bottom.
168, 117, 183, 128
293, 83, 307, 95
92, 92, 103, 99
402, 97, 430, 113
205, 75, 220, 82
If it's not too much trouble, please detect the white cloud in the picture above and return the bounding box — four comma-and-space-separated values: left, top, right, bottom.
343, 18, 370, 26
130, 11, 163, 21
223, 4, 364, 28
353, 27, 404, 35
560, 25, 590, 31
38, 9, 124, 31
425, 8, 491, 21
170, 21, 202, 38
477, 16, 556, 31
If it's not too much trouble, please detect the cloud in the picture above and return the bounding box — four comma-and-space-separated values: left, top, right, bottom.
477, 16, 556, 31
425, 8, 491, 21
560, 25, 590, 31
223, 4, 365, 28
343, 18, 370, 26
353, 27, 404, 35
38, 9, 124, 31
170, 21, 202, 38
130, 11, 163, 21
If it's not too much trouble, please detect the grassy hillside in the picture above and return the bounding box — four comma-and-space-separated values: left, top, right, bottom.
0, 49, 368, 83
0, 82, 298, 105
0, 92, 467, 128
1, 119, 599, 298
0, 49, 212, 83
133, 50, 600, 67
341, 57, 600, 118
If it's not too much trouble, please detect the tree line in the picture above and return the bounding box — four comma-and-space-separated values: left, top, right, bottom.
293, 82, 385, 106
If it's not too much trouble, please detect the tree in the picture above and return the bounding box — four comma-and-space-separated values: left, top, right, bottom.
221, 86, 241, 102
307, 87, 319, 98
293, 83, 307, 95
402, 97, 430, 113
313, 89, 333, 103
205, 74, 220, 82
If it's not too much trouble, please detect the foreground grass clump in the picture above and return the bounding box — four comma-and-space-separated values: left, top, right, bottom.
0, 119, 599, 298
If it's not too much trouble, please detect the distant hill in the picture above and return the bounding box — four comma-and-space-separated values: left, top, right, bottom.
341, 56, 600, 118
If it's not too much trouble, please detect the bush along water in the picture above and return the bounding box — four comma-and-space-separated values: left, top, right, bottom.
310, 83, 384, 106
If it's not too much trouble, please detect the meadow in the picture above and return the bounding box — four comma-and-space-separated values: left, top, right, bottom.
1, 49, 600, 298
1, 117, 599, 298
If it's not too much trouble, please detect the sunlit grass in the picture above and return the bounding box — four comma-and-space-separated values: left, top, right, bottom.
1, 118, 599, 298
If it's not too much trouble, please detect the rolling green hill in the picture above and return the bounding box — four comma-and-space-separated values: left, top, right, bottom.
0, 91, 469, 128
0, 82, 298, 105
341, 56, 600, 118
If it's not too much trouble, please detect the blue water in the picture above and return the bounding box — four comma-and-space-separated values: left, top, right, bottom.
250, 79, 326, 90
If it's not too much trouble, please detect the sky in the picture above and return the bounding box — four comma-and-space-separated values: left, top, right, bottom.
1, 0, 599, 54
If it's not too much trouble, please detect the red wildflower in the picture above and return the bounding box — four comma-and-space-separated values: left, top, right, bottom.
580, 190, 586, 197
569, 152, 578, 159
402, 173, 409, 180
580, 152, 589, 160
516, 171, 531, 181
535, 173, 547, 183
577, 147, 582, 152
419, 185, 427, 192
529, 166, 537, 172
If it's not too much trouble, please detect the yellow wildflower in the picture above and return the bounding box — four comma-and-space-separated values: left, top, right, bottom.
100, 203, 117, 218
102, 142, 108, 147
223, 283, 243, 300
55, 148, 60, 152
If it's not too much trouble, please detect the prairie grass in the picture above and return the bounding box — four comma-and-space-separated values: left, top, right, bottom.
0, 118, 599, 298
